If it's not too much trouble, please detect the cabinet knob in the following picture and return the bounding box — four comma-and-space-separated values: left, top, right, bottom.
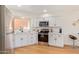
21, 38, 23, 40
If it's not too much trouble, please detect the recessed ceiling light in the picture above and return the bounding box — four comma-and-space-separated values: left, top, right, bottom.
42, 14, 50, 17
43, 9, 47, 13
21, 16, 25, 19
17, 5, 22, 7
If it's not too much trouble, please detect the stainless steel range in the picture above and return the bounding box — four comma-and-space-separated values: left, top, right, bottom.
38, 21, 49, 42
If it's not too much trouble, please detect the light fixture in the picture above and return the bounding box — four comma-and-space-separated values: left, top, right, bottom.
72, 19, 79, 26
42, 14, 50, 17
43, 9, 47, 13
72, 23, 76, 26
21, 16, 25, 19
17, 5, 22, 7
42, 9, 51, 17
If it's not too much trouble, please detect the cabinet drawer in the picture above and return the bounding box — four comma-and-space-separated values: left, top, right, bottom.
14, 38, 22, 48
14, 36, 26, 48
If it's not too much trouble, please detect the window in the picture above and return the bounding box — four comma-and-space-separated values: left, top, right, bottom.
10, 17, 30, 32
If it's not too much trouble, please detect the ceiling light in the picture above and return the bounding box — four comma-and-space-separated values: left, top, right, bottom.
21, 16, 25, 19
43, 9, 47, 13
42, 14, 51, 17
17, 5, 22, 7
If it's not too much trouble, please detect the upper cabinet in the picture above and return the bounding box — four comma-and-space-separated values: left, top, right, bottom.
31, 16, 56, 28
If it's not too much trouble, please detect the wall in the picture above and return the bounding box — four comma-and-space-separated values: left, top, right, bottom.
53, 15, 79, 46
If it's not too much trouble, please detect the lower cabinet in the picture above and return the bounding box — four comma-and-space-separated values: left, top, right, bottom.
48, 33, 64, 48
14, 37, 22, 48
14, 32, 38, 48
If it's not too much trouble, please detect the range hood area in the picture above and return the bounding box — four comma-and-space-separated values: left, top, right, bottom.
30, 16, 63, 47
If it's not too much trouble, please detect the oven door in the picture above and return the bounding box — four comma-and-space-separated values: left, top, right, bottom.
38, 29, 49, 42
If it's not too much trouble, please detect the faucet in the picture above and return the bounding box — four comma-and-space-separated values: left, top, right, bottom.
19, 26, 23, 32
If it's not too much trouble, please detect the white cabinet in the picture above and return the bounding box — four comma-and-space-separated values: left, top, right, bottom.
14, 34, 24, 48
48, 33, 64, 48
49, 17, 55, 27
14, 37, 22, 48
48, 34, 56, 46
31, 17, 55, 28
26, 32, 38, 45
55, 35, 64, 47
14, 32, 38, 48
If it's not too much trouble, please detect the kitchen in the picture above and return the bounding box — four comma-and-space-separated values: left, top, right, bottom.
2, 5, 79, 54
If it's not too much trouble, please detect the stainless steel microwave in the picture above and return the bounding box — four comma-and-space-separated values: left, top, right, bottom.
39, 21, 49, 27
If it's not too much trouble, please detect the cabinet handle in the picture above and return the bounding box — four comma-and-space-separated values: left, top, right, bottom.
21, 38, 23, 40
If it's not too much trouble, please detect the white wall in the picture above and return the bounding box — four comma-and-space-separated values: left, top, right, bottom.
54, 15, 79, 46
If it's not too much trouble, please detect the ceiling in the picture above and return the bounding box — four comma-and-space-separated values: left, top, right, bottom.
6, 5, 79, 17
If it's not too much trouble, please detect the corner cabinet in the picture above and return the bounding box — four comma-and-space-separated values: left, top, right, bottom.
48, 33, 64, 48
14, 32, 38, 48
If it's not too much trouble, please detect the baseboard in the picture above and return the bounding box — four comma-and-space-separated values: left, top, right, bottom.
6, 43, 38, 50
14, 43, 38, 49
64, 44, 79, 48
48, 45, 64, 48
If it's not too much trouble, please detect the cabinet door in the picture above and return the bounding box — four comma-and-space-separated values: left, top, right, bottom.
48, 34, 56, 46
22, 34, 32, 45
26, 33, 38, 45
49, 17, 55, 26
20, 37, 26, 46
20, 34, 28, 46
14, 35, 22, 48
55, 35, 64, 47
49, 34, 64, 48
14, 34, 27, 48
31, 34, 37, 44
27, 35, 35, 45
